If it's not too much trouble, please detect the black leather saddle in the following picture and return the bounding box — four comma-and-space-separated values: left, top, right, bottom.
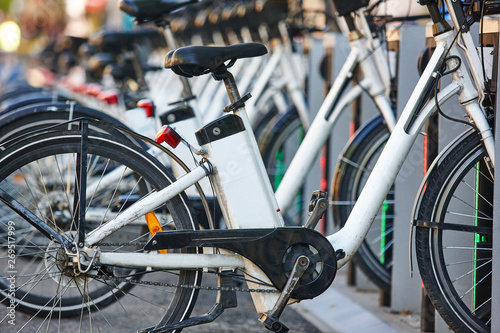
165, 43, 268, 77
120, 0, 198, 22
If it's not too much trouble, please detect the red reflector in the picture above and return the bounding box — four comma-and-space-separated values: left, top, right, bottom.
156, 125, 181, 148
137, 99, 154, 117
98, 90, 119, 105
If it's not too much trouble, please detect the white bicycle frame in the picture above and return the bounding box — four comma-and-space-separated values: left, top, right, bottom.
80, 1, 495, 316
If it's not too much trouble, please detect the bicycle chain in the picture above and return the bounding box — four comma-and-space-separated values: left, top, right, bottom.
93, 242, 280, 294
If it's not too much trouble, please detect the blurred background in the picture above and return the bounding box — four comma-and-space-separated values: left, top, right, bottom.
0, 0, 131, 90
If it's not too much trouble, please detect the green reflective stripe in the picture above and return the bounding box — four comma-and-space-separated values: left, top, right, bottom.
380, 200, 388, 265
473, 162, 479, 308
274, 150, 285, 190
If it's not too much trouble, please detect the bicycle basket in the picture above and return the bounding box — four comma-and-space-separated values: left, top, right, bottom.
331, 0, 370, 16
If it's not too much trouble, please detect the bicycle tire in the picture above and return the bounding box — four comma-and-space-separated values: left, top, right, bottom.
0, 92, 66, 115
415, 129, 492, 332
258, 106, 306, 226
0, 129, 201, 332
0, 102, 151, 156
331, 115, 392, 291
0, 85, 42, 103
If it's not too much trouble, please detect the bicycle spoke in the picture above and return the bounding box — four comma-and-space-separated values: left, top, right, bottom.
446, 257, 490, 267
459, 270, 492, 300
451, 258, 492, 284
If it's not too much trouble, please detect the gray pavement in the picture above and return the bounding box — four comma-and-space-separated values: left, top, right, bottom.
185, 266, 422, 333
291, 267, 421, 333
2, 266, 421, 333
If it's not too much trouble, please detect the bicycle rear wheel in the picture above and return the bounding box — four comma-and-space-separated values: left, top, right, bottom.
0, 129, 201, 332
415, 129, 492, 332
332, 115, 392, 291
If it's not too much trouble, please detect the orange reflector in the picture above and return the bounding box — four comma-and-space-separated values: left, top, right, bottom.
145, 212, 167, 253
13, 173, 24, 183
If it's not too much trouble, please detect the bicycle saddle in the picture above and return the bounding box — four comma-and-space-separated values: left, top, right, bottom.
120, 0, 198, 22
90, 29, 161, 49
165, 43, 268, 77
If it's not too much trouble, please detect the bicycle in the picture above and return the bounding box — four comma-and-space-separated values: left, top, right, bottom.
0, 0, 496, 332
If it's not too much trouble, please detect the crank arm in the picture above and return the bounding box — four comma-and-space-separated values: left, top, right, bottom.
259, 255, 310, 332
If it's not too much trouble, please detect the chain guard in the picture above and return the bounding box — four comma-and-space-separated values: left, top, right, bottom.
144, 227, 337, 299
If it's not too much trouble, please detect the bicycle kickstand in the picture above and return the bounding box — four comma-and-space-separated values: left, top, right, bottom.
259, 255, 310, 333
138, 272, 237, 333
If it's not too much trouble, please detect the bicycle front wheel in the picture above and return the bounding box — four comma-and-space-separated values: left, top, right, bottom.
415, 129, 493, 332
0, 129, 201, 332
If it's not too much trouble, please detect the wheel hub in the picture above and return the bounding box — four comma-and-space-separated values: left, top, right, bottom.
44, 233, 93, 288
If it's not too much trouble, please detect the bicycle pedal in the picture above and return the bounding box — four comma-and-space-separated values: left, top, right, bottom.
307, 190, 327, 214
260, 314, 289, 333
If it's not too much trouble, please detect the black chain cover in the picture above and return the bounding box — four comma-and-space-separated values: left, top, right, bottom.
144, 227, 337, 299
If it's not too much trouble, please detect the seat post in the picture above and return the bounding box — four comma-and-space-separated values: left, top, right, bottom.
213, 68, 253, 127
214, 69, 241, 105
162, 25, 196, 99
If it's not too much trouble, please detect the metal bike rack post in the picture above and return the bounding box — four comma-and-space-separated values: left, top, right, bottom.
307, 31, 380, 290
307, 32, 356, 230
391, 23, 426, 314
305, 34, 329, 226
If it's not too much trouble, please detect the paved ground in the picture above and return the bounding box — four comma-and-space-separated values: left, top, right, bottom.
182, 289, 320, 333
292, 267, 421, 333
2, 266, 423, 333
185, 266, 423, 333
